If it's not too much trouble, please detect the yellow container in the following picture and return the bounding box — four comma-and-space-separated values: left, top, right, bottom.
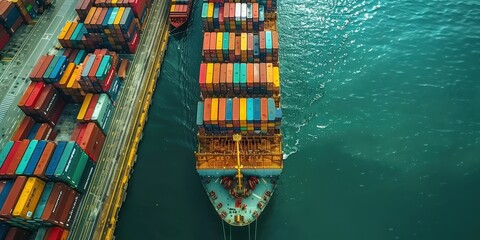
273, 66, 280, 88
207, 3, 214, 19
12, 177, 46, 219
240, 98, 246, 126
240, 33, 247, 52
211, 98, 219, 125
77, 94, 93, 121
216, 32, 223, 51
59, 63, 76, 87
67, 66, 81, 89
266, 63, 273, 88
206, 63, 214, 89
58, 22, 72, 43
114, 7, 125, 30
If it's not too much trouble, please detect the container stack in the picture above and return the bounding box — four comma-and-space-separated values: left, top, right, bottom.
198, 62, 280, 97
0, 177, 85, 231
197, 0, 281, 137
201, 0, 276, 12
201, 2, 264, 32
10, 116, 58, 141
198, 97, 281, 135
76, 93, 115, 135
202, 31, 278, 63
58, 6, 142, 53
0, 0, 42, 51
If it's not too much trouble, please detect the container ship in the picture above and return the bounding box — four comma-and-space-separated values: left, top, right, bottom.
197, 0, 282, 226
169, 0, 192, 28
0, 0, 170, 238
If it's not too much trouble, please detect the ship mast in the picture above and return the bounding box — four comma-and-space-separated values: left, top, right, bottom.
233, 134, 244, 193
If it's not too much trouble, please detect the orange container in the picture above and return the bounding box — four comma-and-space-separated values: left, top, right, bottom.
11, 116, 35, 141
203, 98, 212, 125
259, 63, 266, 88
203, 32, 210, 53
213, 63, 221, 92
232, 98, 239, 127
226, 63, 233, 90
220, 63, 227, 91
247, 63, 254, 87
218, 98, 226, 126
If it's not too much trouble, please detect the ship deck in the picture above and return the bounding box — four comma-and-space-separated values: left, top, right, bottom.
0, 0, 171, 239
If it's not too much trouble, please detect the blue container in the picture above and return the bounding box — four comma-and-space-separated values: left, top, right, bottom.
0, 141, 14, 168
26, 123, 40, 140
253, 35, 260, 58
120, 8, 134, 33
5, 5, 21, 29
240, 63, 247, 91
44, 141, 67, 178
247, 98, 253, 124
24, 140, 47, 175
43, 56, 60, 81
49, 55, 68, 83
254, 98, 261, 124
107, 75, 121, 104
0, 223, 8, 239
0, 180, 13, 210
233, 63, 240, 92
102, 8, 113, 29
81, 54, 96, 80
226, 98, 233, 125
268, 98, 275, 122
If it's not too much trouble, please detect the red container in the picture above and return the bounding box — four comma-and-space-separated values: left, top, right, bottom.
0, 141, 21, 176
84, 94, 99, 121
41, 182, 67, 225
34, 142, 56, 180
29, 55, 48, 81
5, 139, 30, 177
0, 176, 27, 220
0, 26, 10, 51
17, 82, 36, 113
44, 227, 64, 240
24, 82, 45, 115
75, 123, 88, 146
80, 122, 105, 162
35, 55, 54, 81
198, 63, 206, 92
11, 116, 35, 141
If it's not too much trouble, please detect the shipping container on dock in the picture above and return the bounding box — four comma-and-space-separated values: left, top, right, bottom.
202, 31, 278, 63
59, 6, 141, 53
0, 1, 23, 35
201, 2, 264, 32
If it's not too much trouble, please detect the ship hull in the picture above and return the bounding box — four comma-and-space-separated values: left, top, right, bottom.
201, 175, 278, 226
169, 0, 192, 29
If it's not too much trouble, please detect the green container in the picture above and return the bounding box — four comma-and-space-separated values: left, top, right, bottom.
0, 141, 14, 167
34, 228, 47, 240
240, 63, 247, 89
33, 182, 54, 221
72, 151, 89, 189
201, 3, 209, 19
57, 143, 81, 184
233, 63, 240, 88
53, 142, 75, 181
78, 158, 95, 194
15, 140, 38, 175
43, 56, 59, 80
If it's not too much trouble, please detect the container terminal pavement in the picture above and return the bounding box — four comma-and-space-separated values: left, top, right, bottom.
0, 0, 170, 238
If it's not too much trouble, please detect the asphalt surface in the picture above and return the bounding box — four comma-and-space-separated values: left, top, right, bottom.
0, 0, 77, 147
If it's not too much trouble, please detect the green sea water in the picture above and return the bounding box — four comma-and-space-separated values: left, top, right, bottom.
115, 0, 480, 239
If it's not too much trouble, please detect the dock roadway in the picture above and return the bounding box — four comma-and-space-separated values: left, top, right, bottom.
68, 1, 170, 239
0, 0, 77, 147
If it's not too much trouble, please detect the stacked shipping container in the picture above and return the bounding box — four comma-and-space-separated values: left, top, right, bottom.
59, 3, 146, 53
202, 31, 279, 63
0, 0, 142, 237
0, 0, 41, 51
201, 2, 264, 32
197, 0, 281, 137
